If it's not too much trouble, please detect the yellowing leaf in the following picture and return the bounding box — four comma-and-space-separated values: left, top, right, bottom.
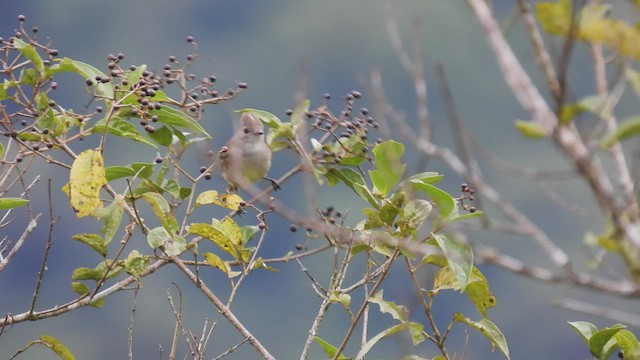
466, 267, 497, 317
514, 120, 547, 139
39, 335, 76, 360
195, 190, 244, 210
454, 314, 510, 359
204, 251, 240, 277
68, 149, 106, 217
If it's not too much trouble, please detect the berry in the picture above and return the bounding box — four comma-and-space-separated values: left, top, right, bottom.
186, 36, 195, 43
323, 93, 331, 100
289, 225, 298, 232
154, 157, 163, 164
238, 82, 248, 89
18, 15, 26, 22
204, 173, 212, 180
285, 109, 293, 116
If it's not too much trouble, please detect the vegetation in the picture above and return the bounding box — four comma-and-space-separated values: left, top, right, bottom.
2, 1, 640, 359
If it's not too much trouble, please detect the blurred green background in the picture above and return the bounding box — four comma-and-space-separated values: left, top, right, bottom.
1, 1, 639, 359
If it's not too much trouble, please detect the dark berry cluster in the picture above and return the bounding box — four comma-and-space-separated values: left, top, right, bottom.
298, 90, 379, 166
460, 183, 477, 213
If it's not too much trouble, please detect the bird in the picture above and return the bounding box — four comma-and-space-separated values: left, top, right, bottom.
218, 112, 280, 192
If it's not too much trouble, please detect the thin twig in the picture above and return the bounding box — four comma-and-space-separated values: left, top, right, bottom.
556, 298, 640, 326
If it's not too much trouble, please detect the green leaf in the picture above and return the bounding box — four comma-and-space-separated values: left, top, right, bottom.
124, 64, 147, 89
329, 291, 351, 308
39, 335, 76, 360
147, 106, 210, 137
0, 197, 29, 210
601, 116, 640, 149
325, 168, 379, 208
105, 166, 136, 181
236, 108, 282, 128
96, 194, 125, 245
432, 234, 473, 291
142, 193, 178, 235
46, 58, 113, 99
402, 171, 443, 185
163, 234, 187, 256
589, 325, 625, 358
514, 120, 547, 139
615, 330, 640, 360
410, 180, 458, 221
124, 250, 150, 277
148, 125, 173, 146
369, 290, 409, 322
130, 162, 154, 179
36, 93, 55, 130
355, 323, 424, 359
70, 281, 89, 296
71, 260, 122, 281
147, 226, 170, 250
93, 117, 158, 148
314, 337, 350, 360
363, 207, 385, 229
369, 140, 406, 195
71, 233, 107, 257
240, 225, 260, 246
20, 67, 41, 85
454, 313, 510, 359
568, 321, 598, 343
451, 211, 484, 223
13, 37, 44, 73
400, 199, 432, 232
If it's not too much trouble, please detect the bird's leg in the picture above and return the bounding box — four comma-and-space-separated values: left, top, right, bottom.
263, 176, 281, 191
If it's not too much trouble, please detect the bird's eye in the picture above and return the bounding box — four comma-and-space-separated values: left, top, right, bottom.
243, 127, 250, 134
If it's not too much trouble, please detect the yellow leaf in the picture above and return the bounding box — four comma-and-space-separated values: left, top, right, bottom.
204, 252, 241, 277
195, 190, 244, 211
68, 149, 106, 217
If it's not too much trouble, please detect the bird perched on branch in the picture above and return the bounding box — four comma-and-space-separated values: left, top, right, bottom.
218, 112, 280, 192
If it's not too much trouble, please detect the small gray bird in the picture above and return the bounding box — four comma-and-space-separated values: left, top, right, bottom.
218, 113, 279, 192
